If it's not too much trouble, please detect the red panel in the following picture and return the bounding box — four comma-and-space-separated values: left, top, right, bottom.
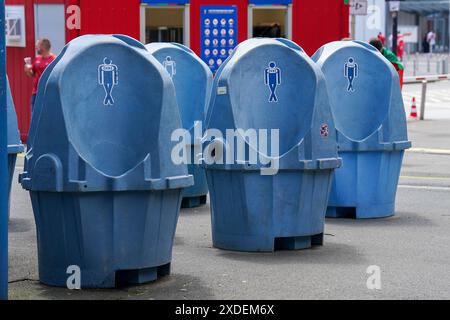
292, 0, 349, 55
77, 0, 140, 40
65, 0, 81, 42
190, 0, 248, 57
6, 0, 36, 142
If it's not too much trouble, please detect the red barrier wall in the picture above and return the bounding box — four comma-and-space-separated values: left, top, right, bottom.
74, 0, 140, 40
293, 0, 349, 55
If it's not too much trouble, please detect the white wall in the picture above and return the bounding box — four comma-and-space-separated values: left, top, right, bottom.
353, 0, 386, 42
34, 4, 66, 55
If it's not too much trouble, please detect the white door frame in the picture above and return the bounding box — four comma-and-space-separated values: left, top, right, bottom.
140, 4, 190, 46
247, 4, 292, 40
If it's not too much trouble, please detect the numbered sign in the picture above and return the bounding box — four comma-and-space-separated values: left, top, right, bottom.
201, 5, 238, 73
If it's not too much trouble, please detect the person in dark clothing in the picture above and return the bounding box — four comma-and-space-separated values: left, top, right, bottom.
269, 23, 281, 38
255, 23, 282, 38
422, 35, 430, 53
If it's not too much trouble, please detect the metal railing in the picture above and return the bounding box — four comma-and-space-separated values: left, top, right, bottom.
403, 53, 450, 77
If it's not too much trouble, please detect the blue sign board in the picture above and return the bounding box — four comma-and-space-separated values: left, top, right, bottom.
200, 5, 238, 73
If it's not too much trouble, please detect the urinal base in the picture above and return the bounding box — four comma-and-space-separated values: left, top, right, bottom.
39, 263, 172, 289
213, 233, 324, 252
326, 203, 395, 219
115, 263, 171, 286
181, 195, 208, 208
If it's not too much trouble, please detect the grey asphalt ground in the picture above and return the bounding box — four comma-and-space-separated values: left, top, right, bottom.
6, 81, 450, 300
402, 80, 450, 120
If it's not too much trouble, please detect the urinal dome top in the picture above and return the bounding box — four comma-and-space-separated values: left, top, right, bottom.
312, 40, 392, 71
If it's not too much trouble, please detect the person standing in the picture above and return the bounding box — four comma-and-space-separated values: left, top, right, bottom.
397, 32, 405, 61
24, 38, 56, 111
422, 35, 430, 53
426, 30, 436, 54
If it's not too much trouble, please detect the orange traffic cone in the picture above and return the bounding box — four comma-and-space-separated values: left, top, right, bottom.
410, 97, 418, 118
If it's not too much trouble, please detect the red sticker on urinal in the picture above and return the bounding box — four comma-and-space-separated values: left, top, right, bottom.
320, 124, 329, 138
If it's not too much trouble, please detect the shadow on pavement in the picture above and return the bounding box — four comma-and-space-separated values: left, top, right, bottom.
8, 218, 34, 233
10, 274, 214, 300
325, 211, 435, 228
213, 241, 367, 266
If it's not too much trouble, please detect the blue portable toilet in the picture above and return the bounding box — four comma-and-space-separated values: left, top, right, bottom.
312, 41, 411, 219
146, 43, 213, 208
6, 77, 24, 218
19, 34, 193, 288
204, 38, 341, 252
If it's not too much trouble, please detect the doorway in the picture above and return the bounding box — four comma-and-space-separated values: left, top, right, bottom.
248, 5, 292, 39
140, 5, 189, 46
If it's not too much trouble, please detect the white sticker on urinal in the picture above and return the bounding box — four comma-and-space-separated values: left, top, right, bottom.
264, 61, 281, 103
217, 86, 227, 95
98, 57, 118, 106
344, 57, 358, 93
163, 56, 176, 78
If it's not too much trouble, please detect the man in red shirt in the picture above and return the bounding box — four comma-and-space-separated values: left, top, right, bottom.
24, 38, 56, 111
